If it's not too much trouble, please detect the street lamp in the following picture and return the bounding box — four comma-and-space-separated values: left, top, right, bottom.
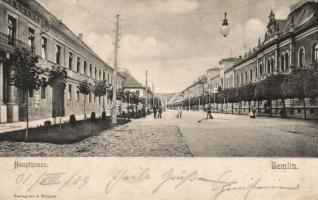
221, 12, 230, 37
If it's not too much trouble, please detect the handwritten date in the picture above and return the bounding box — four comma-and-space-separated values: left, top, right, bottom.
16, 170, 90, 192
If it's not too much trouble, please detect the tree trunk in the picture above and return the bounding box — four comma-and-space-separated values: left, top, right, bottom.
103, 96, 105, 111
239, 101, 241, 114
84, 97, 86, 126
25, 90, 29, 142
303, 98, 307, 119
231, 102, 234, 114
59, 98, 62, 129
282, 98, 286, 118
248, 101, 251, 113
270, 100, 273, 117
257, 100, 260, 116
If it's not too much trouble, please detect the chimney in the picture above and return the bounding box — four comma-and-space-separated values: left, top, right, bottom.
79, 33, 83, 40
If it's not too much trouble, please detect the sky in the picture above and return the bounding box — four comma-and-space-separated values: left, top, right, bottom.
37, 0, 298, 93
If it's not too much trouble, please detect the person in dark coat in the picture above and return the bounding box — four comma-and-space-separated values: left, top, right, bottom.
206, 105, 213, 119
153, 106, 157, 119
158, 106, 163, 118
141, 105, 146, 118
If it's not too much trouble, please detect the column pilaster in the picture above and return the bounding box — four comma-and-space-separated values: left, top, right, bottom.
0, 58, 7, 123
7, 67, 19, 122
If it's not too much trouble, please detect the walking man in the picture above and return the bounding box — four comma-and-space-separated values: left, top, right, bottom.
207, 105, 213, 119
158, 106, 163, 118
153, 106, 157, 119
178, 106, 183, 119
141, 105, 146, 118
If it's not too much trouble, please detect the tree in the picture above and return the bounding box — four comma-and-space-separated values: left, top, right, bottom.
265, 74, 288, 117
255, 80, 267, 115
222, 88, 238, 114
48, 66, 68, 88
282, 68, 317, 119
78, 80, 91, 123
255, 78, 276, 116
47, 66, 68, 125
10, 48, 44, 141
304, 69, 318, 99
235, 86, 245, 114
93, 80, 109, 112
241, 83, 256, 112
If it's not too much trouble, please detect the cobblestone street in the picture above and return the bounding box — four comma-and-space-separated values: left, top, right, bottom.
0, 112, 192, 157
0, 110, 317, 157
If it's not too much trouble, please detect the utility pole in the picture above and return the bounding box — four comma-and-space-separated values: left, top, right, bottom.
111, 14, 120, 125
152, 83, 155, 107
145, 70, 148, 112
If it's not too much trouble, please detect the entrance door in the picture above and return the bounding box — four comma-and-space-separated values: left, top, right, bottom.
52, 85, 65, 117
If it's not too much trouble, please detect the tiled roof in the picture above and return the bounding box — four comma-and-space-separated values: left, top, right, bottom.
121, 72, 145, 89
276, 19, 288, 33
233, 1, 317, 69
15, 0, 112, 69
284, 1, 318, 31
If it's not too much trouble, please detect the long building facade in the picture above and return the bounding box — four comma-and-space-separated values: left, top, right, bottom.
179, 0, 318, 119
0, 0, 125, 123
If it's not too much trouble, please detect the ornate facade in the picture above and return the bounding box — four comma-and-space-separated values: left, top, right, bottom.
179, 0, 318, 119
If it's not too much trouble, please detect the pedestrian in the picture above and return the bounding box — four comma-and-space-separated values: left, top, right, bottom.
249, 105, 256, 118
141, 105, 146, 118
153, 106, 157, 119
177, 106, 183, 119
158, 106, 163, 118
206, 105, 213, 119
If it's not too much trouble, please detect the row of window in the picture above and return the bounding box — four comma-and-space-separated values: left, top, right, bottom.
298, 44, 318, 67
235, 44, 318, 86
67, 84, 107, 104
7, 15, 113, 83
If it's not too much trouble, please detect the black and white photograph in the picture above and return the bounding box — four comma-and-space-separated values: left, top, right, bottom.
0, 0, 317, 199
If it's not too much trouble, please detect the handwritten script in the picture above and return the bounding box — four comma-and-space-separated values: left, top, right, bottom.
151, 168, 299, 200
15, 168, 299, 200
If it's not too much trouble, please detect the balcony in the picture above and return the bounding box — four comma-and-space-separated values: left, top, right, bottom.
0, 32, 30, 54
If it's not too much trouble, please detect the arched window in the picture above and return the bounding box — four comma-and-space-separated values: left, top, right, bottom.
298, 47, 305, 67
280, 55, 285, 71
270, 58, 274, 74
285, 52, 289, 70
314, 43, 318, 64
267, 60, 271, 74
245, 71, 248, 82
259, 63, 263, 76
255, 66, 258, 78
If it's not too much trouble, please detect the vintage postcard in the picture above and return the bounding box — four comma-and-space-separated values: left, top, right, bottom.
0, 0, 317, 199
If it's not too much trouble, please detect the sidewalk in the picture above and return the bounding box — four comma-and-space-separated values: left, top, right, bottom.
0, 113, 107, 134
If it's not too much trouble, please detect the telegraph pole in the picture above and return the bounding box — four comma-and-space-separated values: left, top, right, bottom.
152, 84, 155, 107
145, 70, 148, 113
111, 14, 120, 125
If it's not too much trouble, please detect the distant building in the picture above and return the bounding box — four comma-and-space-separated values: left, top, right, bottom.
121, 71, 153, 101
177, 0, 318, 119
182, 75, 207, 106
